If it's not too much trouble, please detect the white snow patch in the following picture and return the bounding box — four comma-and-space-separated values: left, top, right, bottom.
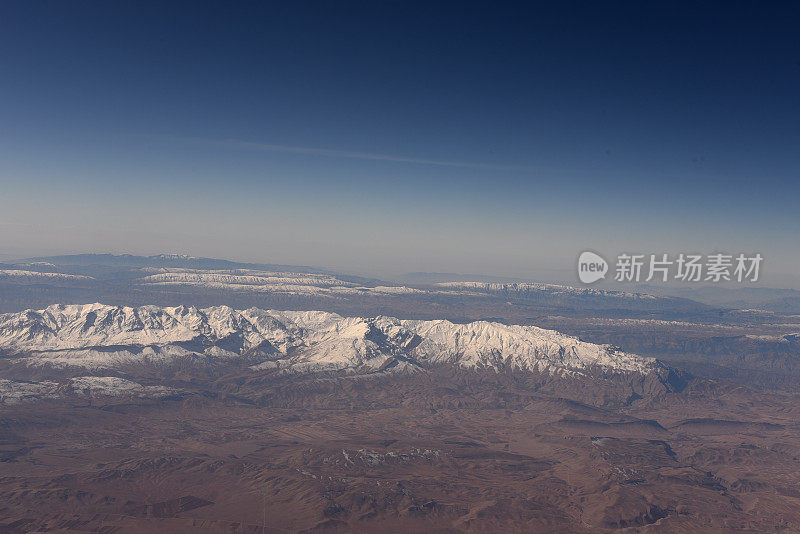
0, 304, 657, 375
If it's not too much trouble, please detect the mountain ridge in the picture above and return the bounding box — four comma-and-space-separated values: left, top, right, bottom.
0, 303, 658, 376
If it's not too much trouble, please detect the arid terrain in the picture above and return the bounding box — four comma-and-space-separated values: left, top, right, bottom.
1, 257, 800, 532
3, 367, 800, 533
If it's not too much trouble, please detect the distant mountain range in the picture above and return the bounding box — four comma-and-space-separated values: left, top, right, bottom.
632, 284, 800, 313
3, 254, 799, 315
13, 253, 328, 274
0, 253, 718, 318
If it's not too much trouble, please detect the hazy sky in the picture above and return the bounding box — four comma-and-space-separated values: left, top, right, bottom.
1, 2, 798, 282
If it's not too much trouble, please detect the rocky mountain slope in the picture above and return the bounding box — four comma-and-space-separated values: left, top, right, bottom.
0, 303, 656, 376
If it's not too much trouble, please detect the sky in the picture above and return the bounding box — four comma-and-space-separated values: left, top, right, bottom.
1, 2, 799, 284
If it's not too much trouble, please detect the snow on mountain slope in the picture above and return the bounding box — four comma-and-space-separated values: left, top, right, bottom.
406, 319, 651, 372
0, 304, 657, 375
0, 379, 61, 404
0, 270, 94, 281
70, 376, 179, 398
138, 269, 422, 297
138, 270, 656, 300
140, 270, 353, 288
0, 376, 179, 404
435, 281, 657, 300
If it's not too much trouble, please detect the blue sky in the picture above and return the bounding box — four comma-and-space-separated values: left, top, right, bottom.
1, 2, 798, 282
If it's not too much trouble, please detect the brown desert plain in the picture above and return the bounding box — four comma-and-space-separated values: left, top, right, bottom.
3, 366, 800, 533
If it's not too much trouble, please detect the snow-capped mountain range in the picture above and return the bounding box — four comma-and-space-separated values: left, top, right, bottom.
0, 269, 94, 282
2, 254, 716, 318
434, 281, 659, 299
138, 269, 423, 297
0, 303, 656, 375
135, 269, 662, 300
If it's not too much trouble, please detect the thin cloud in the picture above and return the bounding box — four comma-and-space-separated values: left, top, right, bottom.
196, 138, 531, 171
